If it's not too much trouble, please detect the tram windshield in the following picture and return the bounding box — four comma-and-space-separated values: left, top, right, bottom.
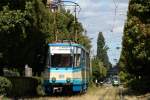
51, 54, 72, 67
112, 76, 120, 81
48, 46, 82, 67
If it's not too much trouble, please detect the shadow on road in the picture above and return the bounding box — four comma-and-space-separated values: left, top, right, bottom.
121, 88, 150, 99
7, 91, 86, 100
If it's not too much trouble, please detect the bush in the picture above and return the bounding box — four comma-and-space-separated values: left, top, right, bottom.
3, 68, 20, 77
33, 77, 45, 96
119, 71, 129, 82
36, 85, 45, 96
127, 78, 150, 93
0, 76, 12, 95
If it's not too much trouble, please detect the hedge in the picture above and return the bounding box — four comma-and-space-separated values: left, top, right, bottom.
6, 77, 45, 97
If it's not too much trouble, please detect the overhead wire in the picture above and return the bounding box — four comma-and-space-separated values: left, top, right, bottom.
56, 1, 81, 42
111, 0, 119, 32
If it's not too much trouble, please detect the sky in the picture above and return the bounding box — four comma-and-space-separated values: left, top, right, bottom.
64, 0, 129, 65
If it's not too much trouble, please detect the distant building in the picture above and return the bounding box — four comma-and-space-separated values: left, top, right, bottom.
47, 0, 61, 5
47, 0, 53, 5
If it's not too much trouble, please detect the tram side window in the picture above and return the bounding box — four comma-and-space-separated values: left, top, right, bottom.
82, 51, 86, 66
74, 54, 81, 67
86, 53, 90, 68
51, 54, 72, 67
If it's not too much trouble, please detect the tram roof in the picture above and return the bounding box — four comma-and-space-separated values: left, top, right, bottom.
48, 42, 82, 47
48, 42, 89, 53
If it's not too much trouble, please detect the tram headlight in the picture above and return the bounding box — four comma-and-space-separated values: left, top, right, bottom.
52, 77, 56, 83
66, 78, 71, 83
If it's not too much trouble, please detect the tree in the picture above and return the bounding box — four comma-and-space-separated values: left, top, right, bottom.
0, 0, 91, 75
92, 57, 107, 81
0, 0, 53, 75
97, 32, 111, 69
118, 0, 150, 92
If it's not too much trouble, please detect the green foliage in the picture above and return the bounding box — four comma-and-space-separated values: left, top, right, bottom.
127, 78, 150, 93
0, 76, 12, 95
119, 0, 150, 92
92, 57, 101, 80
100, 66, 107, 78
91, 32, 112, 81
0, 0, 51, 74
3, 68, 20, 76
78, 35, 91, 50
97, 32, 111, 69
119, 71, 129, 82
36, 85, 45, 96
120, 0, 150, 77
34, 77, 45, 96
0, 0, 91, 75
92, 57, 107, 81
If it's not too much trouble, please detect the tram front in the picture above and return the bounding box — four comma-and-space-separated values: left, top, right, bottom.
44, 43, 80, 93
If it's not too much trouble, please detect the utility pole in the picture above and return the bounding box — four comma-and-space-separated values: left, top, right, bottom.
90, 49, 94, 81
47, 0, 81, 42
74, 5, 77, 42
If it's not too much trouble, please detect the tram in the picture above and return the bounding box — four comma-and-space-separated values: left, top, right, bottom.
44, 41, 90, 93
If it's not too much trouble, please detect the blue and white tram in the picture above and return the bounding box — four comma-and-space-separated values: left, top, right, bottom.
44, 42, 90, 93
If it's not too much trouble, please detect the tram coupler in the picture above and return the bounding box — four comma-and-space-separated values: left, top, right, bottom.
53, 87, 63, 93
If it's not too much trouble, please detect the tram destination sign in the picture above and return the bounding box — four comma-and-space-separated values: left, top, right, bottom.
50, 46, 81, 54
50, 46, 72, 54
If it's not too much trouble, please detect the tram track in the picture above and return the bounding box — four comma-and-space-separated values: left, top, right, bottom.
115, 87, 120, 100
11, 85, 150, 100
99, 86, 122, 100
119, 86, 124, 100
18, 85, 129, 100
98, 86, 111, 100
